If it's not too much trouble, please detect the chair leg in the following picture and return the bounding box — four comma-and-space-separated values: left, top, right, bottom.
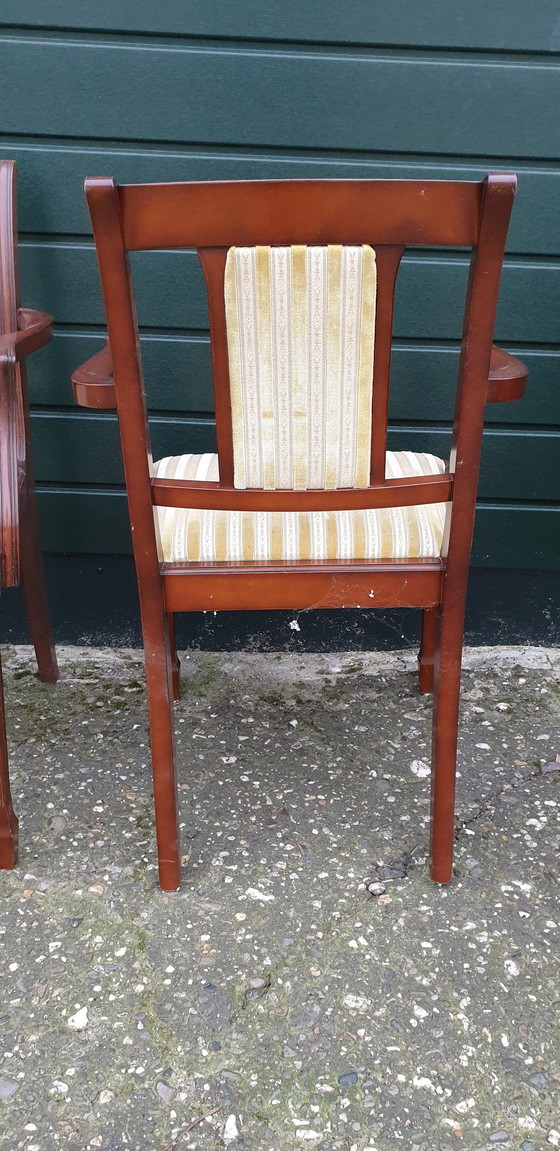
0, 653, 18, 869
430, 604, 464, 884
418, 607, 437, 694
19, 480, 58, 684
166, 613, 181, 702
142, 609, 181, 890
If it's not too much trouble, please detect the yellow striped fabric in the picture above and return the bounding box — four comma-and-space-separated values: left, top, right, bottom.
154, 451, 448, 563
224, 245, 376, 490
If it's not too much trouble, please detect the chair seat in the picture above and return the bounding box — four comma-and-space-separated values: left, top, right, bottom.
154, 450, 448, 563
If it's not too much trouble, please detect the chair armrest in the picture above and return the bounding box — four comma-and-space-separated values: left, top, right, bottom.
486, 345, 528, 403
72, 340, 116, 408
0, 309, 52, 364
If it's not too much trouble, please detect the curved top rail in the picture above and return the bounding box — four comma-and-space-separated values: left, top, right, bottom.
85, 177, 506, 252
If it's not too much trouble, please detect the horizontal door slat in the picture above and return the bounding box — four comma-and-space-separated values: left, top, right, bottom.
5, 144, 559, 255
1, 1, 557, 51
19, 244, 560, 344
29, 412, 560, 501
1, 37, 558, 159
28, 333, 560, 427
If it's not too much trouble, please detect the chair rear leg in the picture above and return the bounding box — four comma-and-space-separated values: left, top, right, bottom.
166, 612, 181, 701
430, 603, 464, 884
142, 609, 181, 890
418, 607, 437, 694
19, 480, 58, 684
0, 653, 18, 869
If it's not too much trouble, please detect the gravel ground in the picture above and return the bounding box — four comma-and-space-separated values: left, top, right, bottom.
0, 644, 558, 1151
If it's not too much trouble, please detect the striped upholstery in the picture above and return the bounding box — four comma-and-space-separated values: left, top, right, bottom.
224, 245, 376, 490
154, 451, 448, 563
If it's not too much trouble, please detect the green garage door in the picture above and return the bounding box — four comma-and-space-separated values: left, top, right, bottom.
1, 2, 558, 567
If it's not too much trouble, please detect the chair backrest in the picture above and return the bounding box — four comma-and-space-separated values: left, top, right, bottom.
85, 177, 516, 557
0, 160, 24, 588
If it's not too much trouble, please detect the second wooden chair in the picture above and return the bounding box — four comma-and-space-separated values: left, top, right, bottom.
0, 160, 58, 870
73, 175, 527, 890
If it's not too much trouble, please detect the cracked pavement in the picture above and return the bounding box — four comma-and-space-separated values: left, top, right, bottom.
0, 644, 558, 1151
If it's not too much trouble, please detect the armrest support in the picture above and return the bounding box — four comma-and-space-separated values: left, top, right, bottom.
72, 340, 116, 409
486, 345, 528, 403
0, 309, 52, 364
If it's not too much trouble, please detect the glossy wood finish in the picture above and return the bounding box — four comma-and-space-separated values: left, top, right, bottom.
150, 476, 454, 512
0, 160, 58, 870
119, 181, 483, 250
487, 344, 529, 403
163, 561, 444, 615
71, 341, 116, 409
77, 176, 526, 890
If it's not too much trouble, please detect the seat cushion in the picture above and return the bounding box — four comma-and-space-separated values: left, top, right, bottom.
154, 451, 448, 563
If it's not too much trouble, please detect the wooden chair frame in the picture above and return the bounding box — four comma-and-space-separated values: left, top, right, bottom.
0, 160, 58, 870
73, 176, 527, 890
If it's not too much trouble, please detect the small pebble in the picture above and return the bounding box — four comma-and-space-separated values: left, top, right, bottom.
489, 1133, 509, 1144
0, 1076, 19, 1100
338, 1072, 358, 1087
156, 1081, 175, 1104
366, 881, 386, 896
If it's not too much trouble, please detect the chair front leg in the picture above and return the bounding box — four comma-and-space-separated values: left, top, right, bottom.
0, 654, 18, 869
141, 608, 181, 890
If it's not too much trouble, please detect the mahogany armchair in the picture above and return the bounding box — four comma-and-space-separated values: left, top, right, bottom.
73, 176, 527, 891
0, 160, 58, 869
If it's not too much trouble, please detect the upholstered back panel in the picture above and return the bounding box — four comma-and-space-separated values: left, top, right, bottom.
224, 245, 376, 490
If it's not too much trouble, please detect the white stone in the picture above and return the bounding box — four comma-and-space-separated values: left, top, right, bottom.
67, 1006, 88, 1031
244, 887, 274, 902
504, 959, 520, 976
51, 1080, 69, 1094
410, 760, 430, 778
223, 1114, 239, 1144
412, 1076, 435, 1092
343, 993, 371, 1011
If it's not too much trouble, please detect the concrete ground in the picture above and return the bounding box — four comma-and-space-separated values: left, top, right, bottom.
0, 644, 558, 1151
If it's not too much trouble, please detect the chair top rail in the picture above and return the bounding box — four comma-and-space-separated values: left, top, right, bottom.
104, 178, 496, 251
